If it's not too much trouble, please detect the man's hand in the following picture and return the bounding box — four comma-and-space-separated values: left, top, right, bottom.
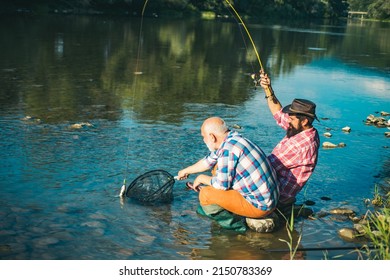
260, 72, 271, 89
185, 174, 212, 192
185, 182, 200, 192
177, 169, 189, 180
259, 71, 281, 113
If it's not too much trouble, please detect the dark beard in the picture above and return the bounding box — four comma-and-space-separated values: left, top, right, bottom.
286, 123, 303, 138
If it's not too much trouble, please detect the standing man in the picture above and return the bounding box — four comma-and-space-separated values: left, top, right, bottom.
259, 72, 320, 209
177, 117, 279, 232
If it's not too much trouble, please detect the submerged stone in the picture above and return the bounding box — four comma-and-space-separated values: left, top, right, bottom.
380, 111, 390, 116
353, 223, 366, 234
365, 114, 390, 128
342, 126, 351, 132
338, 228, 359, 241
315, 211, 329, 218
304, 200, 315, 206
34, 237, 60, 247
69, 122, 93, 129
21, 116, 41, 123
322, 141, 346, 148
246, 212, 279, 233
0, 244, 11, 253
329, 208, 356, 216
323, 141, 338, 148
330, 214, 349, 221
294, 206, 314, 218
81, 221, 105, 228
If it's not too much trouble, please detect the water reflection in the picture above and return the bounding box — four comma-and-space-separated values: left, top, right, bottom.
0, 15, 389, 260
1, 16, 388, 124
54, 33, 64, 59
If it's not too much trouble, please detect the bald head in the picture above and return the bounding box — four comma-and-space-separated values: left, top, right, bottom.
202, 117, 228, 136
200, 117, 229, 152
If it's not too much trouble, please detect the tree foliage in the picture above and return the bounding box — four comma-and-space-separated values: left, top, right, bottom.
368, 0, 390, 19
1, 0, 389, 19
348, 0, 390, 19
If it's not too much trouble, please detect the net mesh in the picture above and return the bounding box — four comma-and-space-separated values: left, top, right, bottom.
125, 170, 174, 203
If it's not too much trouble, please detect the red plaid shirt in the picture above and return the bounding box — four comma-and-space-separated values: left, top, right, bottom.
267, 109, 320, 203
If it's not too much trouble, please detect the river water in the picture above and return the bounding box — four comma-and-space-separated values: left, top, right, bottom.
0, 15, 389, 260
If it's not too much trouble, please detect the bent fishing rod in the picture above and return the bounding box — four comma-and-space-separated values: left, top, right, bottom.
224, 0, 274, 97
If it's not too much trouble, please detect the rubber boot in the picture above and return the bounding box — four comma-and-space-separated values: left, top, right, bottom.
196, 204, 247, 233
276, 197, 296, 218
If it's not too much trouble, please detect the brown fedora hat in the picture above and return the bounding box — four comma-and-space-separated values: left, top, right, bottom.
282, 99, 319, 121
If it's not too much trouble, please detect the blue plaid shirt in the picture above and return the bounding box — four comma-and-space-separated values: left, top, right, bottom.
202, 131, 279, 211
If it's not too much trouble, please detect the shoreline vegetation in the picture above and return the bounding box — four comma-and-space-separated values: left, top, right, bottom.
0, 0, 389, 21
277, 177, 389, 260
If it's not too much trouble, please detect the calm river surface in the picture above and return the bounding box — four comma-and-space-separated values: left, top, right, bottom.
0, 15, 389, 260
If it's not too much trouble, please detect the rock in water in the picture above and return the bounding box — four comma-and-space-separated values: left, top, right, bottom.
246, 212, 279, 233
304, 200, 315, 206
380, 111, 390, 116
338, 228, 359, 241
323, 141, 338, 148
329, 208, 355, 215
337, 142, 347, 148
342, 126, 351, 132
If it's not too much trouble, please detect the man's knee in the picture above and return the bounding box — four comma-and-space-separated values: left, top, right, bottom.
199, 186, 214, 205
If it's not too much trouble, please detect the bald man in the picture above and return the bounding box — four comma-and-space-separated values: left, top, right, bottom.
177, 117, 279, 232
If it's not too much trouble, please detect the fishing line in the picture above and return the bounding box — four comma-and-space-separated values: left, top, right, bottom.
223, 0, 273, 96
224, 5, 257, 75
224, 0, 263, 71
120, 0, 150, 197
264, 245, 377, 253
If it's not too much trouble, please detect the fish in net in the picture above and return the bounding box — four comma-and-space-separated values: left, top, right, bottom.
121, 170, 175, 204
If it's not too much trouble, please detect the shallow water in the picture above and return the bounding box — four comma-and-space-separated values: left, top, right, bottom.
0, 15, 389, 260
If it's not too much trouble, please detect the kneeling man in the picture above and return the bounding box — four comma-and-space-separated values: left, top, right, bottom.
177, 117, 279, 232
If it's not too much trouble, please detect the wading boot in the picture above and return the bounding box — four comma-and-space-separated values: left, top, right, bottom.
196, 204, 247, 233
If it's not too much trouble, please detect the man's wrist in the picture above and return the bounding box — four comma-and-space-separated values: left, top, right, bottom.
264, 85, 274, 98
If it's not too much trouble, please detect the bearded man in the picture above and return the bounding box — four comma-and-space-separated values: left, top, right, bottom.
260, 72, 320, 208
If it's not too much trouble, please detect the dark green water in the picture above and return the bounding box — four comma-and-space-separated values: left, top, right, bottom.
0, 15, 389, 260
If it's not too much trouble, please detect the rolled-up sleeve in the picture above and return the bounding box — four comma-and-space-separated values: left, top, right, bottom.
273, 109, 289, 130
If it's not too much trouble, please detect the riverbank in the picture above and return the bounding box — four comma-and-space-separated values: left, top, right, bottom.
1, 1, 388, 22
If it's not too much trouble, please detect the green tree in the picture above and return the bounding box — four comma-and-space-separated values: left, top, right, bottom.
368, 0, 390, 19
347, 0, 372, 11
327, 0, 349, 17
189, 0, 227, 13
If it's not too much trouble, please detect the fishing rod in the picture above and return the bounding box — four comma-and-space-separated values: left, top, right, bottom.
224, 0, 263, 71
120, 0, 271, 197
223, 0, 274, 97
265, 245, 378, 253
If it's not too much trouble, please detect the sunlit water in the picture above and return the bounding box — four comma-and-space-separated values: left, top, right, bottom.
0, 15, 389, 260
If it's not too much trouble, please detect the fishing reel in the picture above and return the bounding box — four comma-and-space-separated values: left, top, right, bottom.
250, 72, 262, 87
